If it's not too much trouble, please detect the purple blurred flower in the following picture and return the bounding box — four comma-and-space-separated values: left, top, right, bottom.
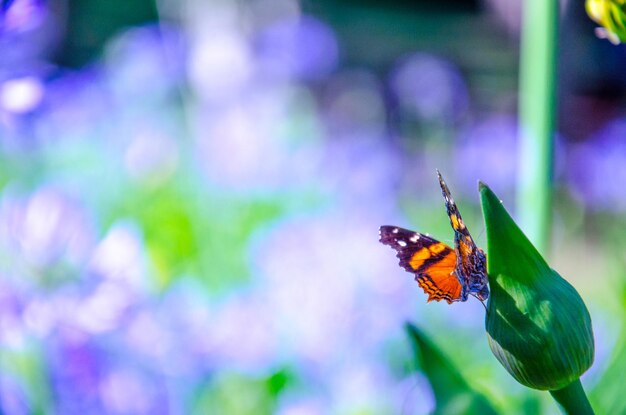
0, 76, 44, 113
277, 397, 326, 415
0, 0, 46, 33
48, 334, 106, 414
130, 281, 278, 376
196, 88, 323, 190
321, 69, 386, 139
329, 360, 428, 413
104, 25, 186, 102
100, 368, 168, 415
0, 282, 27, 348
317, 136, 400, 214
246, 0, 301, 29
188, 28, 252, 101
0, 375, 30, 415
124, 310, 174, 365
22, 293, 58, 337
453, 114, 518, 198
389, 53, 468, 121
483, 0, 522, 34
39, 70, 109, 142
71, 281, 135, 334
255, 212, 412, 365
0, 0, 61, 76
208, 294, 278, 373
87, 222, 147, 287
131, 279, 211, 374
0, 185, 96, 270
255, 15, 339, 81
124, 129, 179, 187
568, 118, 626, 211
47, 330, 170, 414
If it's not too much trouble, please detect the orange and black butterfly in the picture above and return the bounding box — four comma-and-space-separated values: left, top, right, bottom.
379, 171, 489, 303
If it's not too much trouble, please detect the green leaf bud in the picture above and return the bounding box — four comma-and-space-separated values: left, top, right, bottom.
479, 183, 594, 391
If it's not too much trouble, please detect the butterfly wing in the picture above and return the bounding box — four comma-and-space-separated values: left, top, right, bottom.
379, 226, 463, 303
437, 171, 489, 301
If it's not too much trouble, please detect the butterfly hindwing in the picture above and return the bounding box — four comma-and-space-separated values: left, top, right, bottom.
379, 226, 462, 303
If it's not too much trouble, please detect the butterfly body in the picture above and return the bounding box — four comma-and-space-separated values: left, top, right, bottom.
379, 172, 489, 303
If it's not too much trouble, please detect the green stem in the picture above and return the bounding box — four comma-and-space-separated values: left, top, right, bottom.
517, 0, 558, 256
549, 379, 595, 415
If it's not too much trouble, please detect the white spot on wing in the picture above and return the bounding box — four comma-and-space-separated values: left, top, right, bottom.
398, 240, 407, 247
410, 234, 419, 243
392, 228, 399, 234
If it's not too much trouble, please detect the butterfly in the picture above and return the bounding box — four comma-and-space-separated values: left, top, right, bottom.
379, 171, 489, 303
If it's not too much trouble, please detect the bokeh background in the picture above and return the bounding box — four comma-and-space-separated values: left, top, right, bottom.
1, 0, 626, 413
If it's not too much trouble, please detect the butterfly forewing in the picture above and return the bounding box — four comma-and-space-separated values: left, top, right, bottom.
379, 226, 463, 303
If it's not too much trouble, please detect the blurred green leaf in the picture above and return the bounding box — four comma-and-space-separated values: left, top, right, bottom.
590, 283, 626, 413
109, 181, 285, 292
192, 372, 274, 415
405, 323, 499, 415
0, 345, 52, 415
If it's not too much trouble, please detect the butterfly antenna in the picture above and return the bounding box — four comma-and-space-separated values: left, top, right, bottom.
471, 293, 488, 312
475, 226, 486, 243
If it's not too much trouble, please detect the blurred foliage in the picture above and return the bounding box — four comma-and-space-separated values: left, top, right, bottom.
406, 323, 499, 415
590, 284, 626, 414
56, 0, 159, 67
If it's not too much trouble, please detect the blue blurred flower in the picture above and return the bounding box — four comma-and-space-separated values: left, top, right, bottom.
47, 334, 106, 414
0, 0, 46, 33
87, 222, 147, 288
100, 368, 168, 415
123, 309, 176, 370
0, 76, 44, 114
255, 15, 338, 81
453, 114, 518, 198
277, 397, 325, 415
104, 25, 186, 103
0, 185, 96, 271
0, 282, 27, 349
136, 278, 278, 376
124, 129, 179, 187
321, 69, 386, 139
389, 53, 468, 121
317, 137, 400, 214
0, 375, 30, 415
38, 70, 109, 142
208, 294, 278, 373
256, 212, 412, 366
0, 0, 60, 84
568, 118, 626, 212
188, 27, 252, 102
196, 86, 323, 190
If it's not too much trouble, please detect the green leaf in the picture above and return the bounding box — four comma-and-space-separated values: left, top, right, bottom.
405, 323, 499, 415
